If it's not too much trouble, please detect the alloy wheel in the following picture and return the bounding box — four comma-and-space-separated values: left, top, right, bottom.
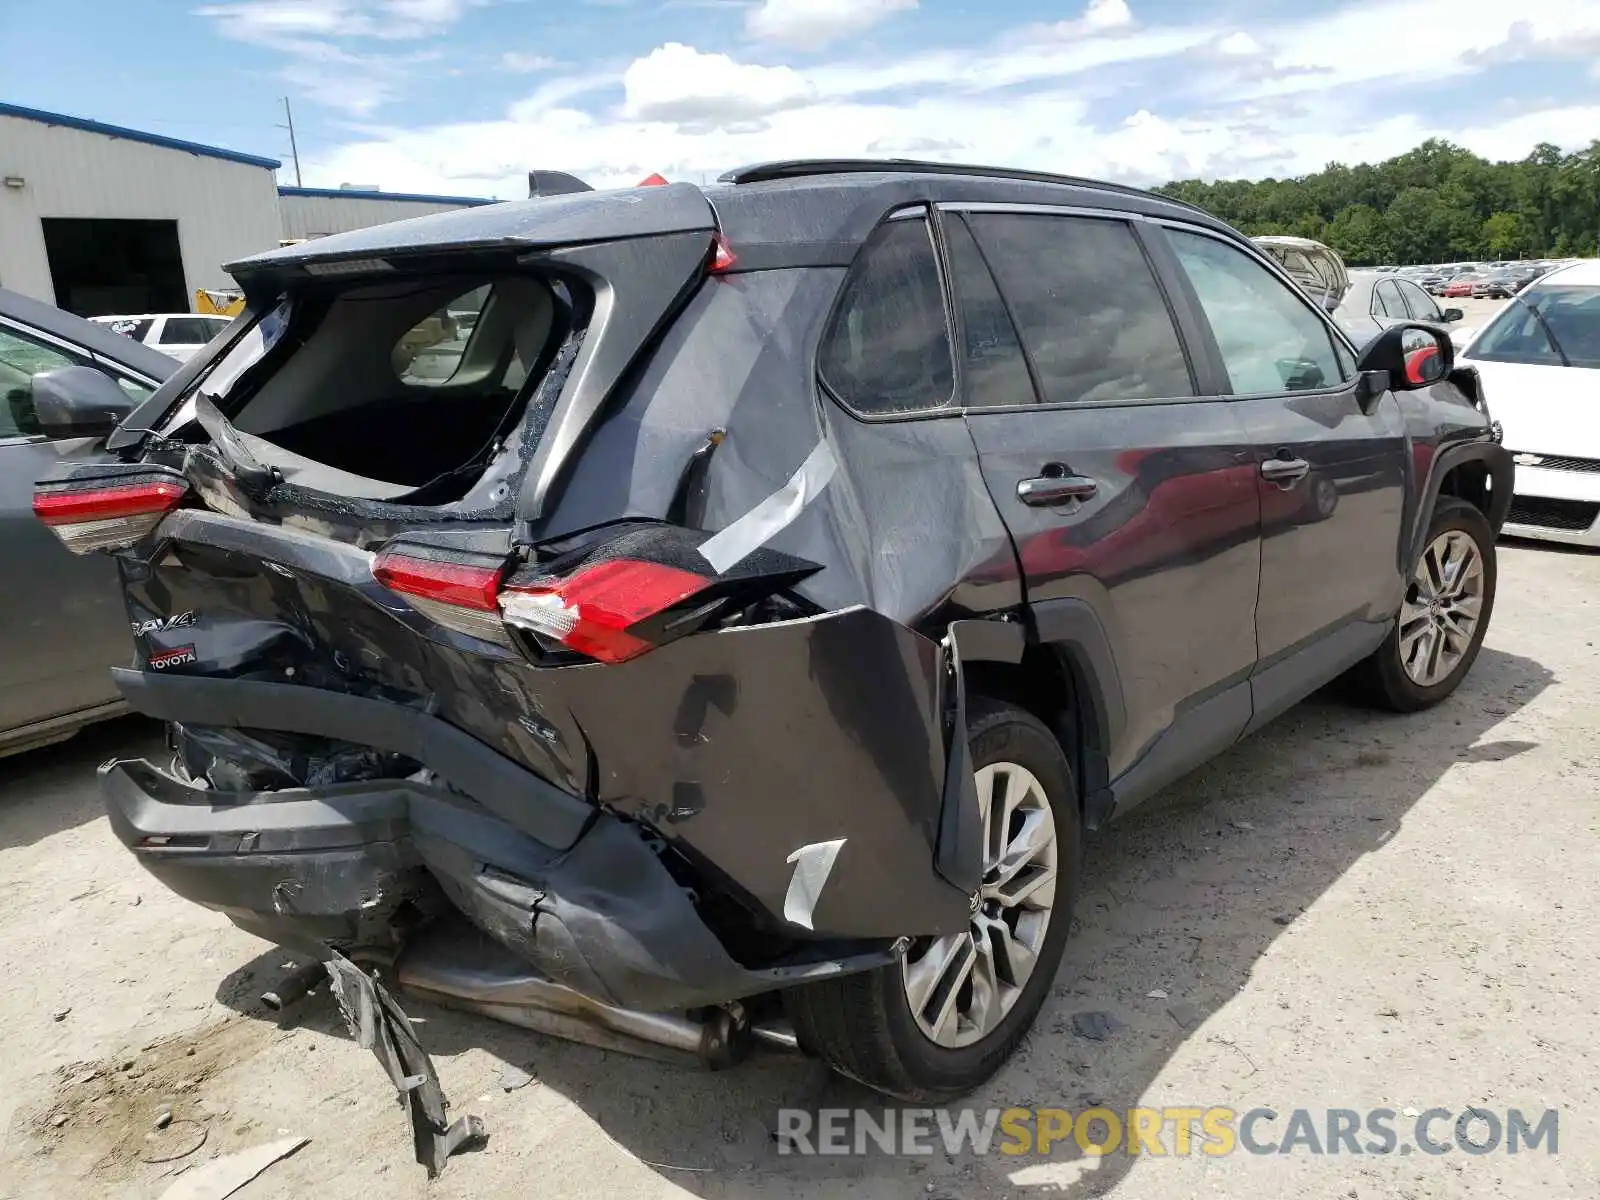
1399, 529, 1484, 687
901, 762, 1059, 1049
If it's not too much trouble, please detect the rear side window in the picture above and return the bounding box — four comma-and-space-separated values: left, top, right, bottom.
1168, 229, 1348, 395
966, 213, 1193, 406
160, 317, 221, 345
945, 215, 1036, 408
819, 217, 954, 415
395, 285, 490, 386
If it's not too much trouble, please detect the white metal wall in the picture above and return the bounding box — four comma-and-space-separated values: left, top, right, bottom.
0, 114, 281, 306
279, 194, 471, 240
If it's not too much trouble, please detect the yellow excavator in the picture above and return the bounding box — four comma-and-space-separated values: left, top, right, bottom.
194, 288, 246, 318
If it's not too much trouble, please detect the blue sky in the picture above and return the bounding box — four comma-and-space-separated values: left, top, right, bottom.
4, 0, 1598, 199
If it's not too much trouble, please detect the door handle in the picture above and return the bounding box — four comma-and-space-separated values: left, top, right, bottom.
1260, 455, 1311, 487
1017, 473, 1098, 506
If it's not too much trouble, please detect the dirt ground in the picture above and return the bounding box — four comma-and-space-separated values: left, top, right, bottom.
2, 535, 1597, 1200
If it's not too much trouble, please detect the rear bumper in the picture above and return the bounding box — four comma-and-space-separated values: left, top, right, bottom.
109, 602, 978, 941
103, 756, 897, 1012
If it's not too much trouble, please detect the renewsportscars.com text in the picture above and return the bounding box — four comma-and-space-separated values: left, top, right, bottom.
776, 1106, 1559, 1158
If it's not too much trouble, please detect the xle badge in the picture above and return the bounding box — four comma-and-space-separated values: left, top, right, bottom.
148, 645, 197, 671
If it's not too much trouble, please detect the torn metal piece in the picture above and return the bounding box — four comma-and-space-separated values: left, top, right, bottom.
697, 439, 837, 573
782, 839, 846, 931
323, 950, 486, 1177
157, 1135, 308, 1200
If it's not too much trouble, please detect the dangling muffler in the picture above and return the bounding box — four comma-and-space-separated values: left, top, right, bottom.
391, 918, 796, 1069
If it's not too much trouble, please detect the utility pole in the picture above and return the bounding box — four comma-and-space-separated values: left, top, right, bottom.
281, 97, 303, 186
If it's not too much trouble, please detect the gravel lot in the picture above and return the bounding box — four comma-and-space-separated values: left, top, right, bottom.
3, 532, 1597, 1199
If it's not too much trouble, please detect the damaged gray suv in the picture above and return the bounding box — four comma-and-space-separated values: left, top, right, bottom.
35, 160, 1510, 1170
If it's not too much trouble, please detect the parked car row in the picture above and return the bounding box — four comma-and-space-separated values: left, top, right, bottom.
1388, 260, 1569, 298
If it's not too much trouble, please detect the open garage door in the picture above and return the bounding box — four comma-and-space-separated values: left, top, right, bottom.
41, 217, 187, 317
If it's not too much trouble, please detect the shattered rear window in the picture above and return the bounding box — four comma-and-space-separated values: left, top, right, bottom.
167, 273, 579, 507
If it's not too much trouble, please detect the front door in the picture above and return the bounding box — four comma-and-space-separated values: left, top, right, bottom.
1159, 226, 1409, 730
946, 207, 1263, 809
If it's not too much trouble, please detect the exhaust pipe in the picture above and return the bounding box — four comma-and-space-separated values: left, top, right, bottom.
393, 921, 786, 1069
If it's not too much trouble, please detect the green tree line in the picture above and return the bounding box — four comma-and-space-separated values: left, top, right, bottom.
1158, 138, 1600, 266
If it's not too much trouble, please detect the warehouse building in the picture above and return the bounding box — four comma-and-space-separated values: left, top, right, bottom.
0, 102, 494, 316
278, 185, 494, 241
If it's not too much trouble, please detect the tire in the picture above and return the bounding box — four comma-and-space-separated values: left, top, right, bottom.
1350, 497, 1497, 712
783, 699, 1082, 1102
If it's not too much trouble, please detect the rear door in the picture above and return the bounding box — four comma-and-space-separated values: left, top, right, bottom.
948, 206, 1262, 810
1159, 225, 1408, 730
0, 318, 144, 733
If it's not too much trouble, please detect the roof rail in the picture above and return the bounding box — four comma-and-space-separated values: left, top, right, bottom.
718, 158, 1211, 215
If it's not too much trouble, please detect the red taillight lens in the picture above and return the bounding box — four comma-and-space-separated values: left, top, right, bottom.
373, 549, 509, 644
32, 480, 186, 554
375, 525, 815, 663
501, 559, 710, 664
709, 233, 738, 274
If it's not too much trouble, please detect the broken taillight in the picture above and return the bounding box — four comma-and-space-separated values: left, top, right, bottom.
372, 524, 819, 663
32, 473, 188, 554
372, 547, 510, 645
500, 559, 711, 664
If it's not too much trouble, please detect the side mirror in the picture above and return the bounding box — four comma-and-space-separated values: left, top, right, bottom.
1440, 308, 1464, 323
31, 366, 136, 440
1355, 322, 1453, 391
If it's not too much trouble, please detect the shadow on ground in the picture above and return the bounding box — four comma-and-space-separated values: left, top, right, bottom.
0, 716, 163, 853
214, 645, 1551, 1198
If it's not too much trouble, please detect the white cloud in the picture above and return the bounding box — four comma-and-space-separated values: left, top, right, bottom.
255, 0, 1600, 194
501, 51, 559, 72
623, 43, 815, 122
197, 0, 480, 42
746, 0, 917, 50
1084, 0, 1133, 32
198, 0, 485, 114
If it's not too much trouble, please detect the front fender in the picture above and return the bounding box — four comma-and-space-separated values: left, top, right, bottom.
1410, 438, 1512, 566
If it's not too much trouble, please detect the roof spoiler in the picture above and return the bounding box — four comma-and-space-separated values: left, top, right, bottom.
529, 170, 594, 198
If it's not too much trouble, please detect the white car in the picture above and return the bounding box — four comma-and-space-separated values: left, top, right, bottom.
1456, 259, 1600, 547
89, 313, 231, 364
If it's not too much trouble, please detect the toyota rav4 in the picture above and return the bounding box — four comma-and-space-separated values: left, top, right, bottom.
35, 160, 1510, 1170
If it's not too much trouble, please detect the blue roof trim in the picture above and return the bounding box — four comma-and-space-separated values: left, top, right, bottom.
0, 101, 281, 170
278, 185, 497, 206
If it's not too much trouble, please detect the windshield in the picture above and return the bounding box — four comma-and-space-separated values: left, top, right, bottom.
1465, 286, 1600, 369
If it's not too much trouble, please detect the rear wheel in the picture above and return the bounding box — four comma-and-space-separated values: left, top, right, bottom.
784, 699, 1081, 1102
1351, 497, 1496, 712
